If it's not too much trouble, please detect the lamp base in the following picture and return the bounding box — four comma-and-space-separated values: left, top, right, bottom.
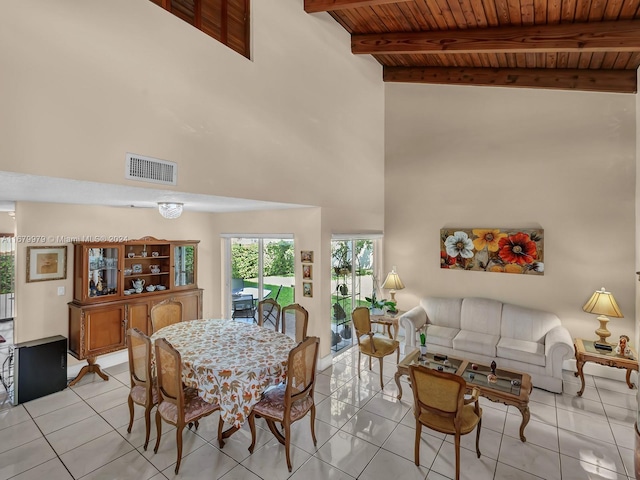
595, 315, 612, 344
389, 290, 396, 302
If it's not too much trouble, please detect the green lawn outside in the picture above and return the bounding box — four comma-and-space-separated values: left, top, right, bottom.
244, 280, 294, 306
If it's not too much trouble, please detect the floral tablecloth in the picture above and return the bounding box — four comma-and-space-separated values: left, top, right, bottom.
150, 319, 296, 427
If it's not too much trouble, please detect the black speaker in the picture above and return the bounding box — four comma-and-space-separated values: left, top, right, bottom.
13, 335, 67, 405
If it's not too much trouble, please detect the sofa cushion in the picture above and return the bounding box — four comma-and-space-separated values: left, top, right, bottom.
420, 297, 462, 330
460, 298, 502, 336
453, 330, 499, 357
501, 304, 561, 343
426, 325, 459, 348
497, 337, 546, 367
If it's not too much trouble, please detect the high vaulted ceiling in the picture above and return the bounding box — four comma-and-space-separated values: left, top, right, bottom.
304, 0, 640, 93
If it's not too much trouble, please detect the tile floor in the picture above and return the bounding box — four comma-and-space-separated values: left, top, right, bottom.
0, 346, 638, 480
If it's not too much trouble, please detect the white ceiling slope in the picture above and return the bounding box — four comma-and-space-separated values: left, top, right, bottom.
0, 171, 310, 213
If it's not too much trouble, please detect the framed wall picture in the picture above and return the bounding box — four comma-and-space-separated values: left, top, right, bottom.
303, 282, 313, 297
301, 250, 313, 263
303, 264, 312, 280
26, 246, 67, 282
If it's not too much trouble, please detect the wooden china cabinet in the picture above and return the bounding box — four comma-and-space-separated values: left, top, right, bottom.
68, 236, 202, 385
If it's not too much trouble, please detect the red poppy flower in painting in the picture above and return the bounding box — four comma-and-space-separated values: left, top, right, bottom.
498, 233, 537, 265
440, 251, 457, 268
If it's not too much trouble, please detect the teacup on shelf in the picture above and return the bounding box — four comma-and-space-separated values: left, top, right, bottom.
152, 251, 159, 257
149, 265, 161, 274
146, 285, 156, 292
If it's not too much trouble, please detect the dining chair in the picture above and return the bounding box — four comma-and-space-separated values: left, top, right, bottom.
248, 336, 320, 472
281, 303, 308, 343
258, 298, 281, 330
150, 298, 183, 333
351, 306, 400, 389
126, 327, 157, 450
409, 364, 482, 480
153, 337, 222, 474
232, 294, 256, 322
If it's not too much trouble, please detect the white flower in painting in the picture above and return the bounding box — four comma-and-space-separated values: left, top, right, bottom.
531, 261, 544, 273
444, 231, 474, 259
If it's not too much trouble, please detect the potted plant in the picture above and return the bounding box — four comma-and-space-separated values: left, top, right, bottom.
419, 327, 427, 356
365, 293, 396, 315
332, 243, 352, 275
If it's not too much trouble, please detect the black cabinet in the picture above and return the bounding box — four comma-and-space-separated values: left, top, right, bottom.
13, 335, 67, 404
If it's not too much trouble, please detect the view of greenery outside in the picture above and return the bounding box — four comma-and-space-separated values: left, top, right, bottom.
330, 239, 374, 326
0, 254, 14, 295
231, 239, 294, 308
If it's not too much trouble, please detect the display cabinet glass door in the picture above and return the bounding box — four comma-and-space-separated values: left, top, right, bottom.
174, 244, 196, 288
88, 247, 119, 298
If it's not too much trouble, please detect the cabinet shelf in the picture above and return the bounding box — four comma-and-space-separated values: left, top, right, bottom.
125, 272, 169, 277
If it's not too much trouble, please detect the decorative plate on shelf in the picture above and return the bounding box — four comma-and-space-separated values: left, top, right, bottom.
132, 264, 143, 274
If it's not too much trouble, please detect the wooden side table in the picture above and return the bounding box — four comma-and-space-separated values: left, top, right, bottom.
574, 338, 638, 396
370, 310, 404, 340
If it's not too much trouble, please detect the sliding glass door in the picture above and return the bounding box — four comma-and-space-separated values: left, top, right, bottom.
226, 237, 295, 320
330, 237, 379, 353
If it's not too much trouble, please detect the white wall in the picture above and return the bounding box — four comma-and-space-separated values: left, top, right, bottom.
385, 84, 636, 342
0, 0, 384, 213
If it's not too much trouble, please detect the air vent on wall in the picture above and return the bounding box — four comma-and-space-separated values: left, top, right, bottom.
125, 153, 177, 185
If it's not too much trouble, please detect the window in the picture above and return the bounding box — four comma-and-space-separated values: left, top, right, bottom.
224, 236, 295, 320
150, 0, 250, 58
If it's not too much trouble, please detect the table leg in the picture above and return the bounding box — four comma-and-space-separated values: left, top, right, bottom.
576, 358, 586, 396
516, 404, 530, 442
626, 368, 636, 389
218, 425, 239, 448
395, 371, 403, 399
69, 357, 109, 386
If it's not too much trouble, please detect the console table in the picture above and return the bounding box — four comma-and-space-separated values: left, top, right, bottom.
574, 338, 638, 396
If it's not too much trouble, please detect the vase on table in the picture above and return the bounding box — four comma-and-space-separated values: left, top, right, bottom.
419, 344, 427, 357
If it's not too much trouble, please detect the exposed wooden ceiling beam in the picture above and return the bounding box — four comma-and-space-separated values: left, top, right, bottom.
304, 0, 412, 13
383, 67, 637, 93
353, 20, 640, 55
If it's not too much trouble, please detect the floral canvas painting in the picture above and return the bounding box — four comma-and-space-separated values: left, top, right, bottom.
440, 228, 544, 275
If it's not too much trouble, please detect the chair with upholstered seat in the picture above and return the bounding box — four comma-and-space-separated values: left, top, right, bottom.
150, 298, 183, 333
126, 327, 157, 450
248, 336, 319, 471
281, 303, 308, 343
153, 337, 222, 474
409, 364, 482, 480
351, 306, 399, 389
258, 298, 281, 330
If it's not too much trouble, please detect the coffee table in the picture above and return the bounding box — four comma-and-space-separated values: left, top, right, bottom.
395, 348, 532, 442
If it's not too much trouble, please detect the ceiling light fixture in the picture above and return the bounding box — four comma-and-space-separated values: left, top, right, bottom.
158, 202, 183, 219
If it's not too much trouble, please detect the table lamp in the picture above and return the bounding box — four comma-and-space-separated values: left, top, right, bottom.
381, 266, 405, 303
582, 287, 623, 347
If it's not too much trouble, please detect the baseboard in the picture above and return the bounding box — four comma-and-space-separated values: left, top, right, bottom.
317, 353, 333, 372
67, 351, 128, 380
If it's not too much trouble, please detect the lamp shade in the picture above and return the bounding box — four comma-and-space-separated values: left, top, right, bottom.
582, 287, 623, 318
382, 267, 405, 291
158, 202, 183, 219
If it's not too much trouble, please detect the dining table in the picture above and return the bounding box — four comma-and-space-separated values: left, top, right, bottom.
149, 318, 297, 441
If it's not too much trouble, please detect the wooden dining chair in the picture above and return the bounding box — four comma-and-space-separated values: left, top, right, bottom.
409, 364, 482, 480
258, 298, 281, 330
150, 298, 183, 333
126, 327, 157, 450
281, 303, 308, 343
153, 337, 222, 474
248, 336, 320, 472
352, 306, 400, 389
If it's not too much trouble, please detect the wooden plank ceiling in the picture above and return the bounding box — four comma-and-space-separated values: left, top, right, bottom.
304, 0, 640, 93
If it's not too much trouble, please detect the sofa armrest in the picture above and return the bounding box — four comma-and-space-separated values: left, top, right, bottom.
400, 306, 427, 348
544, 325, 574, 378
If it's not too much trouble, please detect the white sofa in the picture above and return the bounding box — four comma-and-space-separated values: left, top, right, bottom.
400, 297, 573, 393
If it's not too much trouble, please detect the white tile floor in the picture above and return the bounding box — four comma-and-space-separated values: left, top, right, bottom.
0, 346, 637, 480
